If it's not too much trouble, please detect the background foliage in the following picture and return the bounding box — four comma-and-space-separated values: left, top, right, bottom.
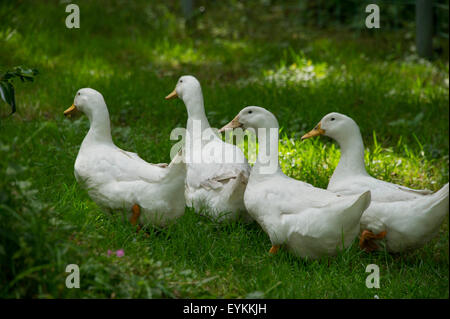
0, 0, 448, 298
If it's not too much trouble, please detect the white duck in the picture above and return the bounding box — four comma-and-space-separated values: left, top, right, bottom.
220, 106, 371, 258
302, 112, 449, 253
64, 88, 186, 227
165, 76, 251, 221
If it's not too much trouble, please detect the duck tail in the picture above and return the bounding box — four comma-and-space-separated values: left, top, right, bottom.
424, 182, 449, 221
404, 183, 449, 244
348, 190, 371, 217
337, 190, 371, 229
164, 150, 187, 181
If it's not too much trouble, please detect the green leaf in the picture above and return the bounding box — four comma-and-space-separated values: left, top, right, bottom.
13, 67, 39, 82
0, 66, 38, 114
0, 81, 16, 114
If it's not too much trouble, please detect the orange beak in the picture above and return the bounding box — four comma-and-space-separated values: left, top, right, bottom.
165, 89, 178, 100
218, 114, 243, 133
301, 122, 325, 140
64, 104, 78, 117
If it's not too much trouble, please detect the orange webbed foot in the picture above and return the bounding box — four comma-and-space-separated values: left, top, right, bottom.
130, 204, 140, 226
269, 245, 280, 254
359, 230, 387, 252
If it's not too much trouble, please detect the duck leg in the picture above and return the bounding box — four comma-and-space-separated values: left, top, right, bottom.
359, 230, 387, 252
269, 245, 280, 254
130, 204, 141, 227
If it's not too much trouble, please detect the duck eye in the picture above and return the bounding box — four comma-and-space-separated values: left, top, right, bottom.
77, 92, 80, 96
180, 80, 183, 83
330, 117, 335, 121
248, 110, 252, 114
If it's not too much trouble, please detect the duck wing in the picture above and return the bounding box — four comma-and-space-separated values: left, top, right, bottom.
331, 175, 431, 202
123, 150, 169, 167
263, 174, 342, 214
76, 145, 168, 184
255, 174, 369, 239
188, 139, 250, 190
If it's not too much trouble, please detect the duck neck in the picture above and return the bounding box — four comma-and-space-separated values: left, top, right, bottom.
333, 129, 368, 179
183, 91, 211, 134
252, 127, 281, 177
82, 106, 113, 147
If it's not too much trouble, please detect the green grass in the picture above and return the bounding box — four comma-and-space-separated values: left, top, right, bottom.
0, 0, 448, 298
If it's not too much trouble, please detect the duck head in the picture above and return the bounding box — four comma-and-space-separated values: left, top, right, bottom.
64, 88, 107, 119
165, 75, 202, 102
165, 75, 208, 122
220, 106, 280, 175
301, 112, 359, 141
219, 106, 279, 132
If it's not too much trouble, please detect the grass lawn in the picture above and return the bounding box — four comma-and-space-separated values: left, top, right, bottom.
0, 0, 448, 298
